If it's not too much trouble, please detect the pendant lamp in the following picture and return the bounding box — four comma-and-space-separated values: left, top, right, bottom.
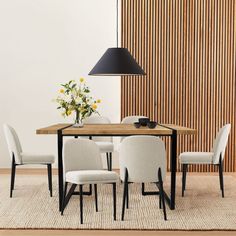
89, 0, 145, 76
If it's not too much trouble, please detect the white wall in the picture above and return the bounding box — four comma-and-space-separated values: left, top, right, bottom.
0, 0, 121, 168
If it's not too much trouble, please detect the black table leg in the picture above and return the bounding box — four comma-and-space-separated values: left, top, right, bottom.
57, 129, 64, 212
170, 130, 177, 210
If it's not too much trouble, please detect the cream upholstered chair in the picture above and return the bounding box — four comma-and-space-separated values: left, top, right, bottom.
84, 116, 114, 171
119, 136, 167, 221
121, 115, 148, 124
121, 115, 148, 130
3, 124, 55, 197
121, 116, 148, 143
121, 115, 149, 194
179, 124, 231, 197
61, 138, 119, 224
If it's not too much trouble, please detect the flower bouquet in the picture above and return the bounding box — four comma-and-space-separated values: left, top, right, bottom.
55, 78, 101, 127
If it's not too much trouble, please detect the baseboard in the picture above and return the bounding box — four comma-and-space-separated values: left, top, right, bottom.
0, 168, 120, 175
0, 168, 235, 176
0, 168, 57, 175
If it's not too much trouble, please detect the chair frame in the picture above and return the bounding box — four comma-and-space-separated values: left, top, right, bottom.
89, 136, 113, 171
61, 182, 117, 224
121, 167, 167, 221
84, 116, 114, 171
182, 153, 225, 197
106, 152, 112, 171
10, 153, 53, 198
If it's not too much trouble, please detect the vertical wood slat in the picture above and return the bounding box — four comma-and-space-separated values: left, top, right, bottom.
121, 0, 236, 172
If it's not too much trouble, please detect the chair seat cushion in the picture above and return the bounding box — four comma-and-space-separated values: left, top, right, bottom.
65, 170, 119, 184
179, 152, 214, 164
95, 142, 114, 153
21, 152, 55, 164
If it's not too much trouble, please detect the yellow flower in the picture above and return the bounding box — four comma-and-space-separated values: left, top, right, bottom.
96, 99, 101, 103
59, 89, 65, 94
67, 110, 72, 116
92, 104, 97, 109
80, 77, 85, 83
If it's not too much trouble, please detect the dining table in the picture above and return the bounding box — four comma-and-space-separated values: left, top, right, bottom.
36, 123, 197, 212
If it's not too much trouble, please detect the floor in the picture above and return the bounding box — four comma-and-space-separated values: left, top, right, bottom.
0, 230, 236, 236
0, 169, 235, 236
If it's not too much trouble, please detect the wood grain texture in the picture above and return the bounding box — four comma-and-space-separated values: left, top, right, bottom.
121, 0, 236, 172
36, 123, 196, 136
62, 124, 172, 135
36, 124, 71, 135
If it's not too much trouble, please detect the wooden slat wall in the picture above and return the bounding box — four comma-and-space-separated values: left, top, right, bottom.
121, 0, 236, 172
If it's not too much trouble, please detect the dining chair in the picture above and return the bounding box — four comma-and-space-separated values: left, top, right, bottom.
61, 138, 119, 224
121, 115, 148, 125
121, 115, 148, 143
3, 124, 55, 197
119, 135, 167, 221
121, 115, 149, 194
179, 124, 231, 198
84, 116, 114, 171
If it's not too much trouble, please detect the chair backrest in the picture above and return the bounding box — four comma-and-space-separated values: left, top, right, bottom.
120, 115, 148, 142
3, 124, 23, 164
83, 115, 112, 142
121, 115, 148, 124
212, 124, 231, 164
63, 139, 103, 173
119, 135, 166, 183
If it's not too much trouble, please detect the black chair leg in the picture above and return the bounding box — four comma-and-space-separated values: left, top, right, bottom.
219, 156, 224, 198
121, 168, 128, 221
126, 182, 129, 209
141, 183, 145, 195
109, 152, 112, 171
112, 183, 116, 220
10, 156, 16, 198
106, 153, 110, 171
79, 185, 83, 224
47, 164, 53, 197
61, 182, 68, 215
89, 184, 92, 195
159, 189, 162, 209
158, 168, 167, 221
94, 184, 98, 212
182, 164, 188, 197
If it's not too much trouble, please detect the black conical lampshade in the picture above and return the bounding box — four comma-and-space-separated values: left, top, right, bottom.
89, 48, 146, 76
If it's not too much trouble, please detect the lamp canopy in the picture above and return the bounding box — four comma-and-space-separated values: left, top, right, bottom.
89, 48, 145, 76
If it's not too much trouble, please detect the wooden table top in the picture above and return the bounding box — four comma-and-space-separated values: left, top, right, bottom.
36, 123, 197, 136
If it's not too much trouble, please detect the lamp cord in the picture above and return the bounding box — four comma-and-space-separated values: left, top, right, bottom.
116, 0, 119, 47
